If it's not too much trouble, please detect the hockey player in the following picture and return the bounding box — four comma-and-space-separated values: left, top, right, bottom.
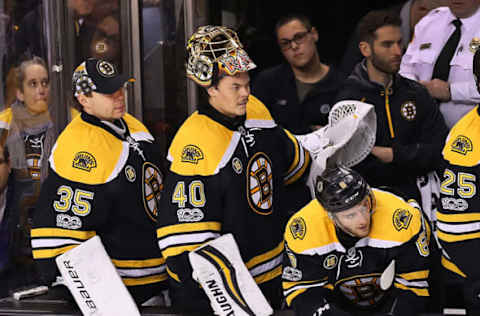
283, 165, 432, 316
155, 25, 314, 312
436, 48, 480, 314
30, 58, 167, 304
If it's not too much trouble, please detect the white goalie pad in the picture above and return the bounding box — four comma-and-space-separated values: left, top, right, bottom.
188, 234, 273, 316
55, 235, 141, 316
297, 100, 376, 197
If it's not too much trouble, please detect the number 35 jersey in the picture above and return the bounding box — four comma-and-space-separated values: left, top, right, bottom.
439, 106, 480, 281
156, 95, 311, 307
31, 112, 167, 303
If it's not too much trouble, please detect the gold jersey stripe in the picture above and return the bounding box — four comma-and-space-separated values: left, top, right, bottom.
166, 267, 180, 283
112, 257, 165, 268
438, 230, 480, 243
285, 288, 307, 306
31, 228, 96, 239
282, 279, 322, 290
284, 129, 300, 175
162, 244, 201, 259
441, 255, 467, 278
253, 265, 282, 284
285, 151, 310, 185
32, 245, 77, 259
398, 270, 429, 281
156, 221, 221, 238
122, 273, 168, 286
246, 241, 283, 269
394, 282, 429, 297
437, 211, 480, 223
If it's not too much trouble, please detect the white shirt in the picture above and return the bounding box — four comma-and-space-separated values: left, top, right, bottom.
400, 6, 480, 128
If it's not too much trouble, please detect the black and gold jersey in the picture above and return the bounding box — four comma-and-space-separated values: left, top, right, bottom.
31, 112, 167, 303
283, 188, 432, 315
438, 106, 480, 281
156, 95, 311, 310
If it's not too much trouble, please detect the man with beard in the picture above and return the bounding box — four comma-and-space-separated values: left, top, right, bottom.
335, 9, 448, 204
252, 13, 344, 135
400, 0, 480, 129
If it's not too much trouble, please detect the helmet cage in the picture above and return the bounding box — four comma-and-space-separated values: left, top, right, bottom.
186, 25, 256, 87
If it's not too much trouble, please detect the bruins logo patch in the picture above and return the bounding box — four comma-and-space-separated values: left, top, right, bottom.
181, 145, 204, 164
142, 162, 163, 222
72, 152, 97, 172
400, 101, 416, 121
393, 209, 412, 231
323, 254, 338, 270
451, 135, 473, 155
232, 157, 243, 174
96, 60, 116, 77
125, 165, 136, 182
290, 217, 306, 240
246, 152, 273, 215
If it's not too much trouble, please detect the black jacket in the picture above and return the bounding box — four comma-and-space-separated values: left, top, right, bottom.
252, 63, 344, 134
335, 61, 448, 201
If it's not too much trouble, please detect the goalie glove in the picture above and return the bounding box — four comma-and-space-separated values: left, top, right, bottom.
297, 100, 376, 198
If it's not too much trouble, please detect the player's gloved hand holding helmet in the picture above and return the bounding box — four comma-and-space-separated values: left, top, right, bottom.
185, 25, 256, 87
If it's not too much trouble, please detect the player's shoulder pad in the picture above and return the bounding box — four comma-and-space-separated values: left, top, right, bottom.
244, 95, 276, 129
168, 111, 238, 176
0, 107, 13, 130
442, 107, 480, 167
168, 96, 276, 176
49, 113, 153, 185
285, 199, 338, 255
369, 188, 422, 243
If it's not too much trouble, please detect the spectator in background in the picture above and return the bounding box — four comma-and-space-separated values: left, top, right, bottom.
335, 10, 448, 204
89, 11, 121, 67
400, 0, 480, 128
0, 56, 54, 286
340, 0, 447, 77
252, 13, 344, 135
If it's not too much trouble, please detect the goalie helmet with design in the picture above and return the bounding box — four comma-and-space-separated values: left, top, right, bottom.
186, 25, 256, 87
315, 165, 373, 214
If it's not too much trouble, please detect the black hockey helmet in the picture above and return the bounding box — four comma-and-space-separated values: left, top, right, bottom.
474, 48, 480, 90
315, 165, 370, 213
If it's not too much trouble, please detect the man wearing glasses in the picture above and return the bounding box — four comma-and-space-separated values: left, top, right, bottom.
252, 13, 344, 136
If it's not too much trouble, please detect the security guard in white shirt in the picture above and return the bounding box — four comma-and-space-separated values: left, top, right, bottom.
400, 0, 480, 128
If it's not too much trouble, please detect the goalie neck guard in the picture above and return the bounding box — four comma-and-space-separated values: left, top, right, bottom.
186, 25, 256, 87
315, 165, 371, 213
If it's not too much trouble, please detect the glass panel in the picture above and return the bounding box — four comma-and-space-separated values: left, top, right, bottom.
67, 0, 121, 70
140, 0, 187, 155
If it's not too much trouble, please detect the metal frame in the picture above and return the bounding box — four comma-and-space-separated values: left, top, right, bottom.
122, 0, 143, 120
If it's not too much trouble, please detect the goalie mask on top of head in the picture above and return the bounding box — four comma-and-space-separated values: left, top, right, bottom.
186, 25, 256, 87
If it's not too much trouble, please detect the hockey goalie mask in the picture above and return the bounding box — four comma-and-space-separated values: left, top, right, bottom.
186, 25, 256, 87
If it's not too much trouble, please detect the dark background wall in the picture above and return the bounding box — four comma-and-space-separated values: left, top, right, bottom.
220, 0, 407, 76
